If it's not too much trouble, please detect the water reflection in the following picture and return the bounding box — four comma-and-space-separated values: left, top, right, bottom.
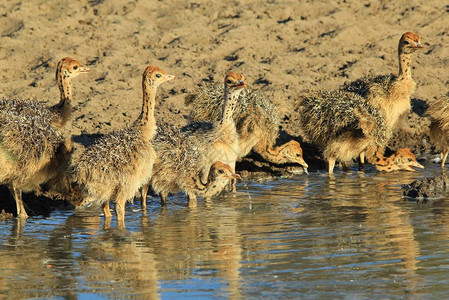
1, 164, 449, 298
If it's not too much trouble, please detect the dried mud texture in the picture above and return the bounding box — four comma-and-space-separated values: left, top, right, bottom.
1, 0, 448, 140
402, 173, 449, 199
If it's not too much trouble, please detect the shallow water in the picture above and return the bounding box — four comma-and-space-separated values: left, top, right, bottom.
1, 163, 449, 299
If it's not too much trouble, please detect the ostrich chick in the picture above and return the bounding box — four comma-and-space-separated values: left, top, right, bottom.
142, 72, 246, 207
343, 32, 424, 139
73, 66, 174, 223
0, 57, 89, 218
370, 148, 424, 172
194, 161, 240, 197
1, 57, 90, 128
185, 86, 308, 171
141, 160, 239, 207
296, 89, 387, 174
427, 93, 449, 169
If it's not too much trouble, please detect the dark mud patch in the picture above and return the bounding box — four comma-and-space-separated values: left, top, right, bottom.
237, 157, 306, 179
236, 131, 324, 178
402, 173, 449, 199
0, 186, 73, 218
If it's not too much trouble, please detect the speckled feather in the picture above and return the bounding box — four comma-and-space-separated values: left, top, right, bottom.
296, 90, 388, 148
427, 93, 449, 152
186, 85, 280, 156
0, 98, 55, 121
150, 123, 216, 196
0, 100, 65, 188
73, 126, 156, 202
428, 93, 449, 133
342, 74, 396, 99
341, 32, 422, 137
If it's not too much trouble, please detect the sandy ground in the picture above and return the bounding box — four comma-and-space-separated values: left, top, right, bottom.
0, 1, 448, 181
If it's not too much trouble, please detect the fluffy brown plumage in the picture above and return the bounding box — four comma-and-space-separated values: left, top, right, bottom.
0, 57, 89, 217
142, 123, 209, 205
427, 93, 449, 168
185, 85, 308, 170
73, 65, 174, 224
296, 89, 387, 173
140, 132, 239, 207
186, 86, 278, 156
342, 32, 424, 137
141, 72, 246, 207
0, 108, 66, 192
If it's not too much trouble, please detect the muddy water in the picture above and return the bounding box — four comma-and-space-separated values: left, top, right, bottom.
1, 163, 449, 299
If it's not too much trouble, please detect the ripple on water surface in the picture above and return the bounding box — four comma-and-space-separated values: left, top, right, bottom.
0, 163, 449, 298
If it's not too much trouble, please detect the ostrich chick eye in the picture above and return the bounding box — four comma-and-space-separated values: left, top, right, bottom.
73, 66, 78, 70
218, 169, 225, 174
226, 79, 234, 84
296, 153, 301, 157
403, 41, 410, 45
156, 73, 162, 78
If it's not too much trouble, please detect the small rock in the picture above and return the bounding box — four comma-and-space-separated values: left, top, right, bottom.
402, 173, 449, 199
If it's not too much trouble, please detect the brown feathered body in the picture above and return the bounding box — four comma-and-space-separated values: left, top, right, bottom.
0, 100, 66, 192
427, 93, 449, 168
73, 126, 156, 206
0, 99, 54, 120
147, 125, 237, 203
146, 72, 246, 205
342, 32, 423, 146
0, 58, 89, 131
428, 94, 449, 150
185, 84, 309, 178
182, 119, 239, 180
150, 121, 238, 202
73, 65, 174, 222
0, 58, 89, 216
342, 73, 415, 136
296, 90, 387, 165
186, 86, 279, 159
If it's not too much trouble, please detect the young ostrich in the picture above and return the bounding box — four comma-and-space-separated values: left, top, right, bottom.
427, 93, 449, 169
370, 148, 424, 172
140, 157, 239, 208
343, 32, 424, 137
0, 57, 89, 217
1, 57, 90, 128
185, 86, 308, 171
141, 72, 246, 207
296, 89, 388, 174
73, 66, 174, 222
193, 161, 240, 196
